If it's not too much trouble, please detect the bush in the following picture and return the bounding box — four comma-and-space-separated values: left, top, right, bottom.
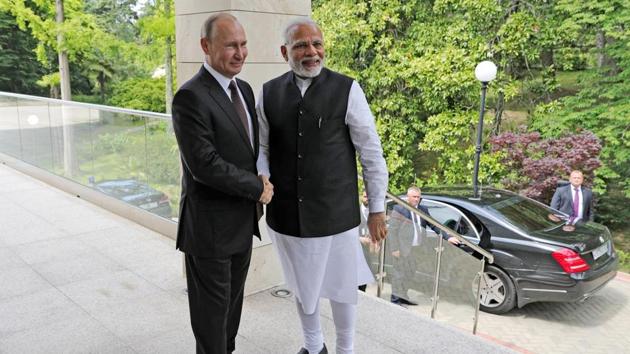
109, 77, 166, 113
617, 249, 630, 273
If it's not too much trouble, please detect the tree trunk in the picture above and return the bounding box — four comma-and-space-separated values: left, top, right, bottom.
596, 30, 605, 69
540, 48, 555, 102
492, 91, 505, 136
164, 0, 173, 114
98, 71, 105, 103
55, 0, 71, 101
56, 0, 76, 177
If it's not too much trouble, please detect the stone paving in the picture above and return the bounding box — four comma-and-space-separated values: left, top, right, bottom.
0, 163, 511, 354
1, 162, 628, 353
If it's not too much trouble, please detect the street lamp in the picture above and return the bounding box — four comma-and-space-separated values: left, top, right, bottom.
472, 60, 497, 198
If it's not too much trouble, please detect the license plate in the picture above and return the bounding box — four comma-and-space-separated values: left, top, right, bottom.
592, 241, 609, 260
140, 201, 158, 209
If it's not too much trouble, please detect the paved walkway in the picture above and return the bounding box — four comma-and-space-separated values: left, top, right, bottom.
0, 163, 510, 354
2, 162, 629, 353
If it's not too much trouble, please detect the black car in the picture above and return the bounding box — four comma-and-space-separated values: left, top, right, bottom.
416, 186, 618, 314
94, 179, 173, 219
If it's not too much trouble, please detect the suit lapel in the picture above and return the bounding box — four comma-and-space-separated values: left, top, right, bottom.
199, 68, 255, 157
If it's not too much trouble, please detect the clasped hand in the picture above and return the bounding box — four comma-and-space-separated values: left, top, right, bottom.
258, 175, 274, 204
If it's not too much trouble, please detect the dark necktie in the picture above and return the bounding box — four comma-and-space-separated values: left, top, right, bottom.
228, 80, 250, 142
572, 187, 580, 217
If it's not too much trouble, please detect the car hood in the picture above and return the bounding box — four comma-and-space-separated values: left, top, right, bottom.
528, 221, 611, 253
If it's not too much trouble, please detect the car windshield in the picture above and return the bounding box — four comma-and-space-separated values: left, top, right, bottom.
488, 195, 565, 232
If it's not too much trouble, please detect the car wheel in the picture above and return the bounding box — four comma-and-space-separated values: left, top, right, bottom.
477, 265, 516, 314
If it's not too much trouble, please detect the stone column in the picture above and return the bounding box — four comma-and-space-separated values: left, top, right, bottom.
174, 0, 311, 95
174, 0, 311, 294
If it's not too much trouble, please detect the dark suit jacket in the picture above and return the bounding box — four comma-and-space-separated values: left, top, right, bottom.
550, 185, 594, 221
172, 67, 263, 258
388, 204, 446, 257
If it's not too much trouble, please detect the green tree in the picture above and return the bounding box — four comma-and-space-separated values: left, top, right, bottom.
0, 11, 46, 94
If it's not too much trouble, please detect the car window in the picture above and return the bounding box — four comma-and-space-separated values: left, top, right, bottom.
421, 200, 480, 240
488, 195, 565, 233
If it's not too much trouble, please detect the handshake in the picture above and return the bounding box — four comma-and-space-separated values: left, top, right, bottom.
258, 175, 274, 204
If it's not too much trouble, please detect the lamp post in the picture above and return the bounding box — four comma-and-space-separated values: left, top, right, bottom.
472, 60, 497, 198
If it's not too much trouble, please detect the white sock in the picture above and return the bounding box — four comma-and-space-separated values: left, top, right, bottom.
296, 299, 324, 353
330, 300, 356, 354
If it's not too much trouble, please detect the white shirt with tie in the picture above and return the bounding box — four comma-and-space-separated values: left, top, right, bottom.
203, 61, 254, 148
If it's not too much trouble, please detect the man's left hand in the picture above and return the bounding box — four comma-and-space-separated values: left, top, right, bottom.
367, 212, 387, 243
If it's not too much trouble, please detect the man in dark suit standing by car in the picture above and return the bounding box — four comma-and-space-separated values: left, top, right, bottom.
171, 13, 274, 354
551, 170, 594, 223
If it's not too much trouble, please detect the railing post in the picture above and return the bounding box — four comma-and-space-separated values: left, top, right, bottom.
473, 258, 485, 335
376, 237, 386, 298
430, 234, 444, 319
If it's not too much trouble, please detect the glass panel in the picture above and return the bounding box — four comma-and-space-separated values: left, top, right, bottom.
15, 98, 54, 169
373, 200, 440, 317
0, 96, 22, 158
433, 239, 482, 332
145, 117, 180, 220
47, 103, 95, 180
0, 92, 177, 220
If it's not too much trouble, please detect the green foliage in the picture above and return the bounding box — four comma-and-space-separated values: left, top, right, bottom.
419, 110, 506, 186
0, 11, 46, 94
618, 249, 630, 273
108, 77, 166, 113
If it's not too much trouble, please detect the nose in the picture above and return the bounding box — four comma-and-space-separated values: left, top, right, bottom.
235, 45, 245, 59
304, 43, 317, 56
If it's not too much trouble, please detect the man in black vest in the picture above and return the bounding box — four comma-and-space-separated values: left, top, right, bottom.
256, 18, 388, 354
171, 13, 274, 354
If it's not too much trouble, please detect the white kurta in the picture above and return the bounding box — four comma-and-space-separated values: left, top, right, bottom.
269, 226, 374, 314
256, 73, 388, 315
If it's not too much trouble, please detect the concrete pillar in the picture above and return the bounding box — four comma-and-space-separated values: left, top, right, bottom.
173, 0, 311, 294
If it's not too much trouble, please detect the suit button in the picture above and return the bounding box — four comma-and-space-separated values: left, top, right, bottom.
299, 110, 303, 115
297, 154, 303, 159
298, 176, 303, 181
298, 132, 303, 137
298, 197, 303, 202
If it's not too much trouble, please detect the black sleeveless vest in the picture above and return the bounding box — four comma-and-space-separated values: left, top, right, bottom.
263, 68, 360, 237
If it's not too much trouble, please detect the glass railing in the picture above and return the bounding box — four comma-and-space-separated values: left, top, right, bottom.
1, 91, 494, 333
0, 92, 180, 221
361, 191, 494, 334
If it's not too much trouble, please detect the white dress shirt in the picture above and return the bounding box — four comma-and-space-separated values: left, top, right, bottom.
203, 61, 254, 147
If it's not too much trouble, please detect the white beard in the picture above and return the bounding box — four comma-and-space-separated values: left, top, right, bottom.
288, 55, 324, 78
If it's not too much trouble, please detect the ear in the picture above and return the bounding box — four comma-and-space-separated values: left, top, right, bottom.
200, 37, 210, 55
280, 45, 289, 62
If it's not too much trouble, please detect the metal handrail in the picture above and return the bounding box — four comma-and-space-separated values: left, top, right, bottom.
386, 191, 494, 263
0, 91, 171, 120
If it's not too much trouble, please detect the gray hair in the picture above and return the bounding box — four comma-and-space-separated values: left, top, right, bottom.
201, 13, 237, 40
283, 17, 320, 45
407, 186, 421, 194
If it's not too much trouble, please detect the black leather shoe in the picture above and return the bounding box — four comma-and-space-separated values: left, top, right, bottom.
297, 343, 328, 354
399, 297, 418, 306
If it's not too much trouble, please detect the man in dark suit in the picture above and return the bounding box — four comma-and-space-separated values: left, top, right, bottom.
551, 170, 594, 223
171, 13, 274, 354
388, 187, 459, 305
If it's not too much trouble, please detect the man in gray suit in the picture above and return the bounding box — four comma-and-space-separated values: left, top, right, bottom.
551, 170, 594, 223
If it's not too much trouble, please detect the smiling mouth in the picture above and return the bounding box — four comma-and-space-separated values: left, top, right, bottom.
301, 59, 321, 69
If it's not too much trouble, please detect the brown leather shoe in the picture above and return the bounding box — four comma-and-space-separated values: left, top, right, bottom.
297, 343, 328, 354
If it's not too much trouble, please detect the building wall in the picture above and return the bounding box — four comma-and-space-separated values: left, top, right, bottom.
173, 0, 311, 295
